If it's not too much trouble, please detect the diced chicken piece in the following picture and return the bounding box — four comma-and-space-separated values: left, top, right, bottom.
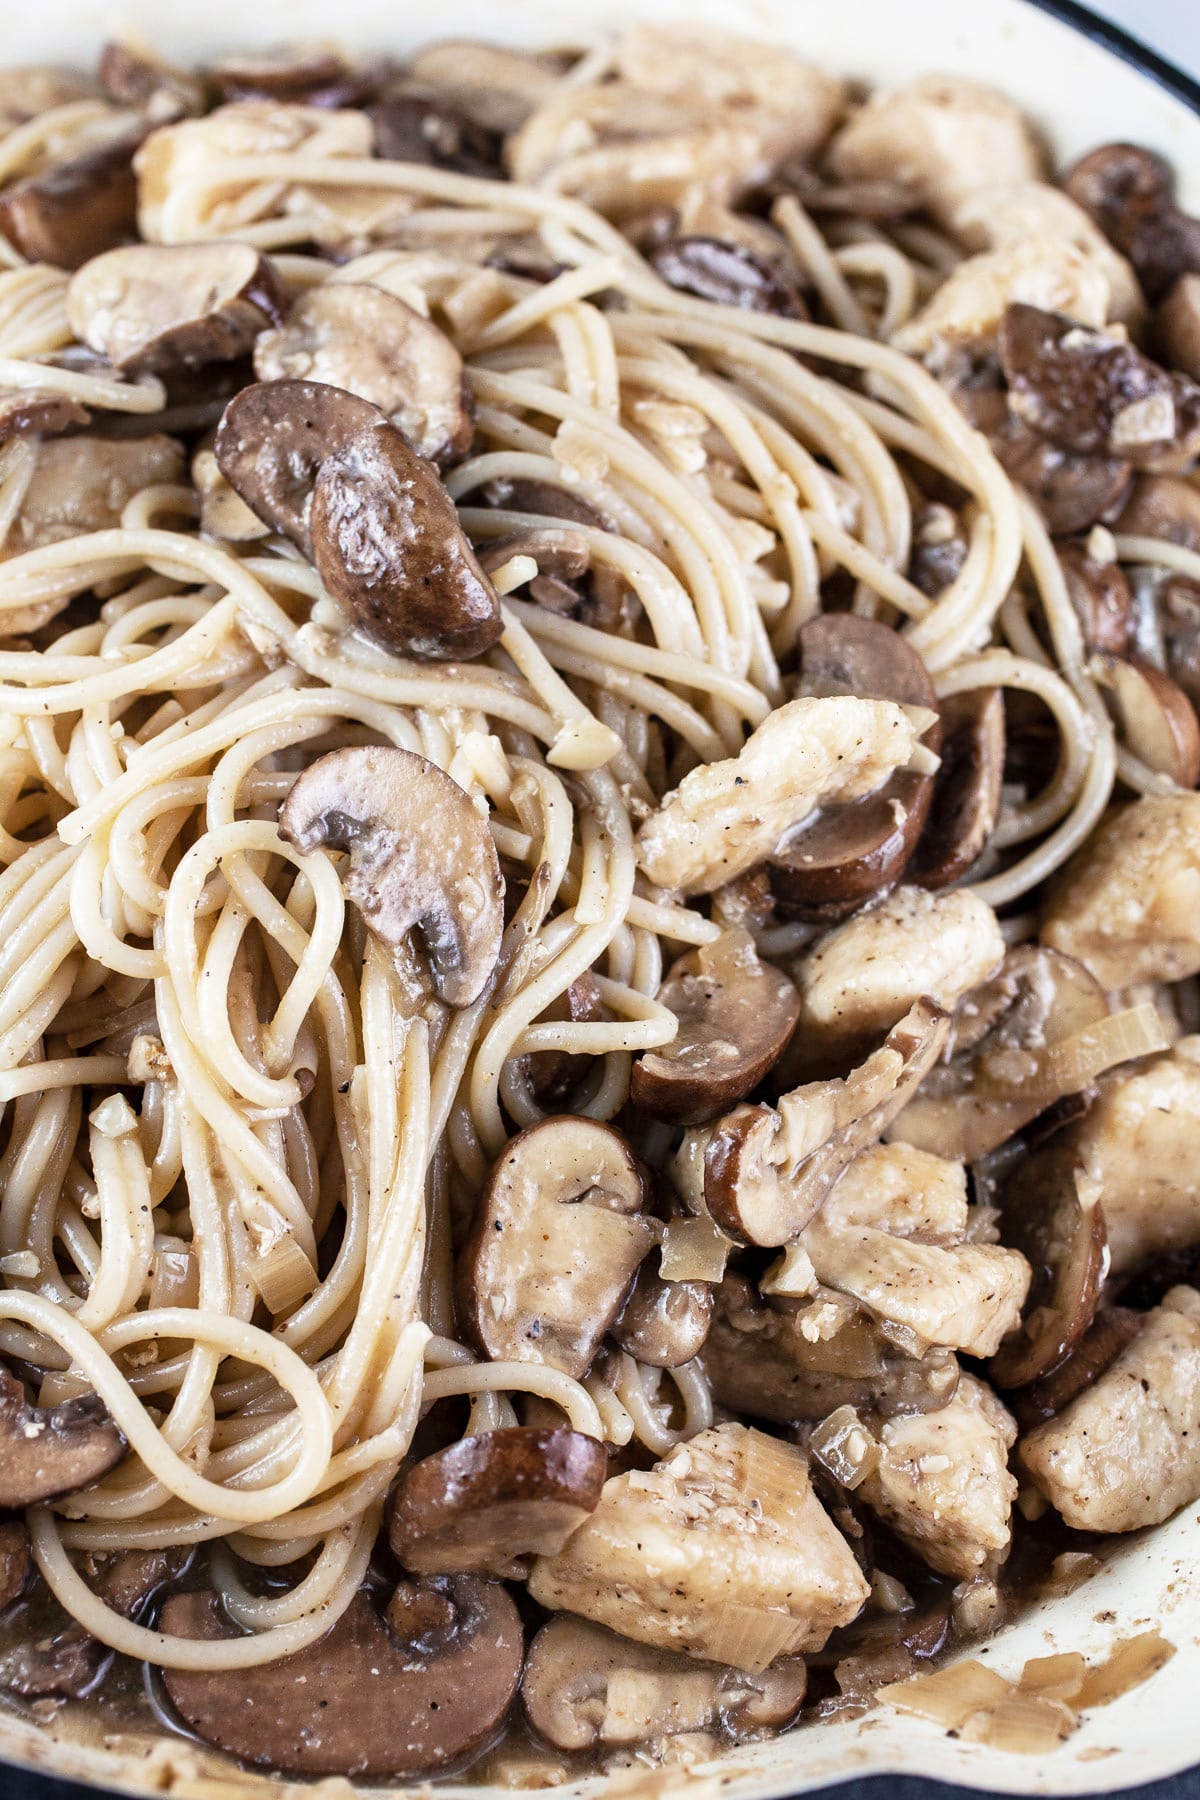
636, 696, 931, 896
1021, 1287, 1200, 1531
802, 1211, 1029, 1358
894, 239, 1110, 356
528, 1423, 869, 1668
858, 1374, 1018, 1578
826, 76, 1045, 228
796, 886, 1005, 1049
1071, 1038, 1200, 1274
949, 182, 1143, 326
1042, 794, 1200, 986
817, 1142, 969, 1241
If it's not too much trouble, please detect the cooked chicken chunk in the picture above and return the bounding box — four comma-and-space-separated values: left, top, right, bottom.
948, 182, 1143, 325
826, 75, 1045, 228
636, 696, 932, 896
528, 1423, 869, 1669
1071, 1038, 1200, 1274
894, 239, 1110, 356
1042, 795, 1200, 986
1021, 1287, 1200, 1531
858, 1374, 1018, 1578
5, 435, 184, 559
796, 887, 1005, 1049
816, 1142, 969, 1239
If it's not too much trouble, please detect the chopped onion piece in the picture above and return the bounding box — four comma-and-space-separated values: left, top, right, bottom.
1036, 1003, 1170, 1099
251, 1232, 318, 1314
1019, 1652, 1086, 1703
706, 1602, 807, 1674
961, 1693, 1076, 1753
761, 1241, 818, 1297
810, 1405, 879, 1490
1076, 1631, 1175, 1708
878, 1660, 1011, 1728
659, 1215, 732, 1283
149, 1239, 199, 1310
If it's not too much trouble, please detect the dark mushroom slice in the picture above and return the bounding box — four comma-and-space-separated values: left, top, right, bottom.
1159, 272, 1200, 379
889, 945, 1111, 1163
161, 1577, 522, 1778
388, 1427, 607, 1575
311, 421, 502, 661
1010, 1306, 1143, 1430
909, 503, 969, 598
214, 379, 385, 557
67, 243, 285, 376
1116, 473, 1200, 550
769, 615, 940, 921
1094, 653, 1200, 786
610, 1252, 713, 1369
1058, 538, 1133, 655
523, 1616, 807, 1751
523, 970, 604, 1104
207, 49, 380, 109
1063, 142, 1200, 304
482, 476, 611, 532
704, 998, 950, 1247
0, 128, 147, 270
630, 928, 800, 1127
97, 41, 207, 116
253, 285, 473, 466
459, 1117, 658, 1380
0, 1523, 29, 1611
279, 746, 503, 1008
0, 391, 90, 443
999, 302, 1200, 467
0, 1547, 187, 1700
481, 526, 592, 616
648, 237, 808, 318
991, 417, 1132, 537
988, 1144, 1108, 1389
910, 688, 1005, 889
369, 90, 501, 178
0, 1365, 124, 1507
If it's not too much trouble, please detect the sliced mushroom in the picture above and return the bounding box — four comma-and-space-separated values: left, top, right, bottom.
523, 1616, 807, 1751
1063, 142, 1200, 305
1010, 1306, 1142, 1430
999, 302, 1200, 468
97, 41, 207, 117
207, 49, 379, 109
1058, 537, 1133, 654
909, 502, 969, 598
1117, 473, 1200, 551
0, 1366, 123, 1507
0, 128, 145, 269
888, 945, 1111, 1162
67, 243, 284, 375
0, 390, 90, 443
911, 689, 1006, 888
253, 285, 472, 465
988, 1144, 1108, 1388
0, 1548, 185, 1699
1094, 653, 1200, 787
1159, 272, 1200, 379
630, 929, 800, 1127
161, 1577, 523, 1778
405, 41, 567, 136
389, 1427, 607, 1577
648, 237, 807, 317
483, 476, 611, 532
610, 1253, 713, 1369
529, 1422, 869, 1667
369, 90, 501, 178
523, 970, 605, 1104
0, 1524, 29, 1612
459, 1117, 658, 1380
769, 616, 940, 920
702, 998, 950, 1247
992, 417, 1132, 537
279, 747, 502, 1007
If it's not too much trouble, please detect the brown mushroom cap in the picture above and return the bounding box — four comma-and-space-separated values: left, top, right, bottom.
0, 1522, 30, 1612
161, 1577, 523, 1778
0, 391, 90, 444
988, 1145, 1108, 1389
769, 615, 940, 920
911, 688, 1005, 889
369, 90, 501, 177
214, 378, 384, 556
0, 1366, 124, 1507
522, 1615, 807, 1751
459, 1117, 658, 1379
0, 1547, 185, 1699
1095, 652, 1200, 786
0, 129, 145, 269
311, 421, 502, 661
389, 1426, 607, 1575
67, 242, 284, 375
704, 998, 951, 1248
253, 284, 473, 465
207, 49, 379, 109
610, 1253, 713, 1369
1010, 1306, 1142, 1430
992, 416, 1132, 537
278, 746, 503, 1007
1063, 142, 1200, 304
1117, 473, 1200, 550
630, 929, 800, 1127
649, 237, 808, 318
1058, 538, 1134, 655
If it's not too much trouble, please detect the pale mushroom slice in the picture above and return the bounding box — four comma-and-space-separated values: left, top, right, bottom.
528, 1423, 869, 1669
388, 1427, 607, 1576
0, 127, 146, 268
253, 284, 473, 465
1093, 653, 1200, 787
1058, 537, 1134, 655
161, 1576, 523, 1778
1020, 1285, 1200, 1532
630, 928, 800, 1127
459, 1117, 658, 1380
987, 1143, 1107, 1388
610, 1253, 713, 1369
700, 998, 950, 1248
523, 1617, 807, 1752
0, 1366, 124, 1507
405, 40, 567, 136
278, 746, 503, 1008
66, 242, 285, 374
636, 694, 935, 898
911, 689, 1006, 889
